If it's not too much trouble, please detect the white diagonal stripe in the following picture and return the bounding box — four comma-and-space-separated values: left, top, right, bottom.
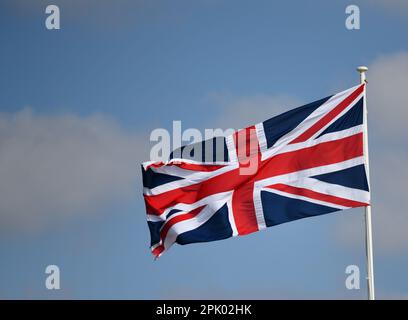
262, 187, 348, 210
286, 177, 370, 204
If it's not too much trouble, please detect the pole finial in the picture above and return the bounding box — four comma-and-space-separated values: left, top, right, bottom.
357, 66, 368, 84
357, 66, 368, 73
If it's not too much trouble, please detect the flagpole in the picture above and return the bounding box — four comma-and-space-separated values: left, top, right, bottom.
357, 66, 375, 300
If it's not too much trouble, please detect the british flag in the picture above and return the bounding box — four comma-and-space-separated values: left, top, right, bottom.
142, 84, 370, 258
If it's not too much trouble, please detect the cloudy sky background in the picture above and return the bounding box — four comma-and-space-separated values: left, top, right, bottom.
0, 0, 407, 299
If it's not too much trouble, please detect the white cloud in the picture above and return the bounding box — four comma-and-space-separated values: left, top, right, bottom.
0, 108, 147, 232
368, 52, 408, 140
210, 92, 301, 130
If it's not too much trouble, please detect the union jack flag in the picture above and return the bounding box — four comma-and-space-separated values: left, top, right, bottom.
142, 84, 370, 258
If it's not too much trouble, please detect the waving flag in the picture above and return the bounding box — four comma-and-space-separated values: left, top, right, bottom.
142, 84, 370, 258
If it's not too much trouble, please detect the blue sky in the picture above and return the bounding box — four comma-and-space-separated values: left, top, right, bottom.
0, 0, 407, 299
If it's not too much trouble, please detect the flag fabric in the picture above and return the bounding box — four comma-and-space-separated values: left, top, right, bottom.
142, 84, 370, 258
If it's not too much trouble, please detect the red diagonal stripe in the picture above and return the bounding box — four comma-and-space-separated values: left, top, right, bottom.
152, 205, 205, 257
160, 206, 205, 241
290, 84, 364, 144
152, 245, 164, 257
147, 162, 226, 172
266, 183, 368, 208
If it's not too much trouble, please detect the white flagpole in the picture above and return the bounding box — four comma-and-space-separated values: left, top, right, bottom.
357, 66, 375, 300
